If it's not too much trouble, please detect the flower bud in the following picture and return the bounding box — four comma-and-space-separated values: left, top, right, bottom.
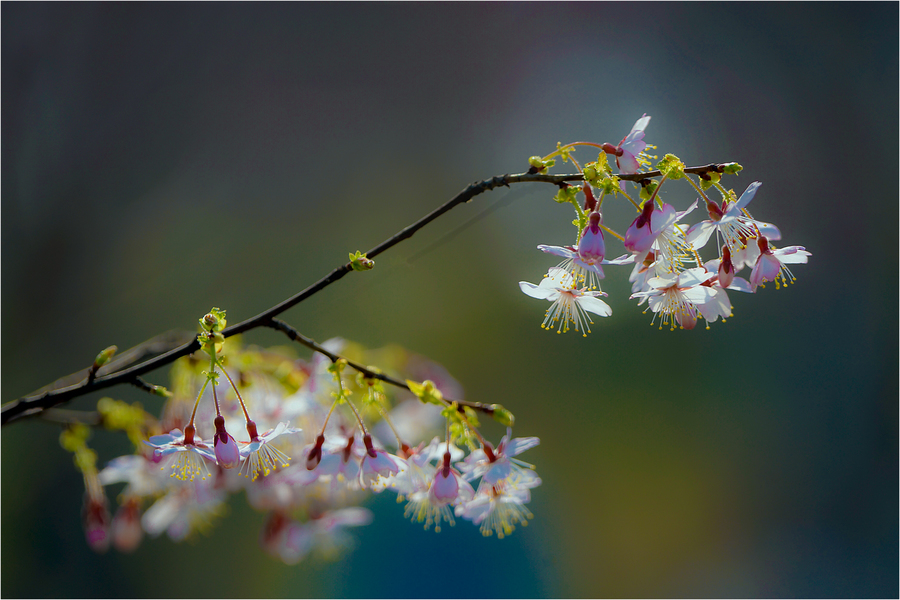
213, 416, 241, 469
111, 497, 143, 553
92, 345, 117, 370
82, 493, 111, 554
600, 142, 620, 156
306, 434, 325, 470
718, 247, 735, 288
491, 405, 515, 427
431, 454, 460, 504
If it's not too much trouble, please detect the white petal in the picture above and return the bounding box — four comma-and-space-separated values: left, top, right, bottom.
685, 221, 717, 250
537, 245, 576, 259
734, 181, 762, 210
576, 295, 612, 317
519, 281, 559, 300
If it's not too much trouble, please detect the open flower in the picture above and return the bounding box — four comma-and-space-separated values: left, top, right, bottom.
456, 480, 538, 539
749, 236, 810, 291
457, 428, 540, 487
686, 181, 781, 260
403, 451, 475, 532
239, 421, 302, 481
630, 267, 716, 330
358, 435, 401, 489
602, 114, 651, 174
625, 201, 698, 274
519, 268, 612, 336
144, 427, 216, 482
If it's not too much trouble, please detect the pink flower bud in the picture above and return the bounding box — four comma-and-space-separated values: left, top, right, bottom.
111, 497, 143, 553
82, 494, 111, 554
624, 201, 655, 253
431, 452, 460, 504
718, 247, 735, 288
578, 212, 606, 262
213, 416, 241, 469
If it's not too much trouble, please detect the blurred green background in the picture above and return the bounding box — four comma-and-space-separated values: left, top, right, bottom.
2, 3, 897, 597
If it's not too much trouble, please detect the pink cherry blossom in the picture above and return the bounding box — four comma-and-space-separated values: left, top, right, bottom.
749, 236, 810, 291
602, 114, 651, 174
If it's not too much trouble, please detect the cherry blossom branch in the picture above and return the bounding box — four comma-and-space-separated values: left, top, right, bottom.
2, 165, 732, 426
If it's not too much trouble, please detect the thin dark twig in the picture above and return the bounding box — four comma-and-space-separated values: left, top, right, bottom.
266, 318, 497, 417
2, 166, 730, 425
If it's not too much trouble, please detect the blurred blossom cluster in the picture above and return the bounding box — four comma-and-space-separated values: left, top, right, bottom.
522, 115, 810, 333
90, 335, 540, 563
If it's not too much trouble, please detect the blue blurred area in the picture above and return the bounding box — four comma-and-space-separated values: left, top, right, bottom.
2, 3, 897, 597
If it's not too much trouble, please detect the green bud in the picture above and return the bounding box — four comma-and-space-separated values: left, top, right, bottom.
199, 331, 225, 355
699, 178, 715, 191
582, 165, 598, 182
92, 345, 118, 370
349, 251, 375, 272
491, 405, 515, 427
721, 162, 743, 175
200, 308, 227, 332
528, 156, 554, 174
656, 154, 685, 180
152, 385, 172, 398
406, 379, 444, 406
327, 358, 348, 375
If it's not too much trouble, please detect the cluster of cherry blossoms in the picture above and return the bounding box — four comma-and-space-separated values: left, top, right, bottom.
84, 310, 539, 563
521, 115, 811, 333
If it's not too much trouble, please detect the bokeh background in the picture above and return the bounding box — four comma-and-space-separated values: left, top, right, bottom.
2, 3, 897, 598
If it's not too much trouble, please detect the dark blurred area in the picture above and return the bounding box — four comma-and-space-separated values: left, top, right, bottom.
2, 3, 897, 598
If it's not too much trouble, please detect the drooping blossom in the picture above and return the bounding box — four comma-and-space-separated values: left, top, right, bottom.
404, 450, 475, 532
358, 435, 402, 489
624, 201, 699, 275
456, 480, 538, 539
239, 421, 302, 481
144, 427, 216, 482
537, 211, 634, 290
457, 428, 541, 487
686, 181, 781, 260
630, 267, 717, 330
749, 236, 810, 291
213, 416, 241, 470
519, 268, 612, 336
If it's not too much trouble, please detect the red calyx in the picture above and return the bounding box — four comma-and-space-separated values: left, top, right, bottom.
342, 436, 355, 463
246, 419, 259, 443
582, 183, 597, 212
705, 198, 724, 221
306, 434, 325, 470
214, 415, 228, 444
441, 451, 452, 478
600, 142, 622, 157
635, 200, 655, 230
483, 442, 497, 463
363, 434, 378, 458
183, 424, 196, 445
